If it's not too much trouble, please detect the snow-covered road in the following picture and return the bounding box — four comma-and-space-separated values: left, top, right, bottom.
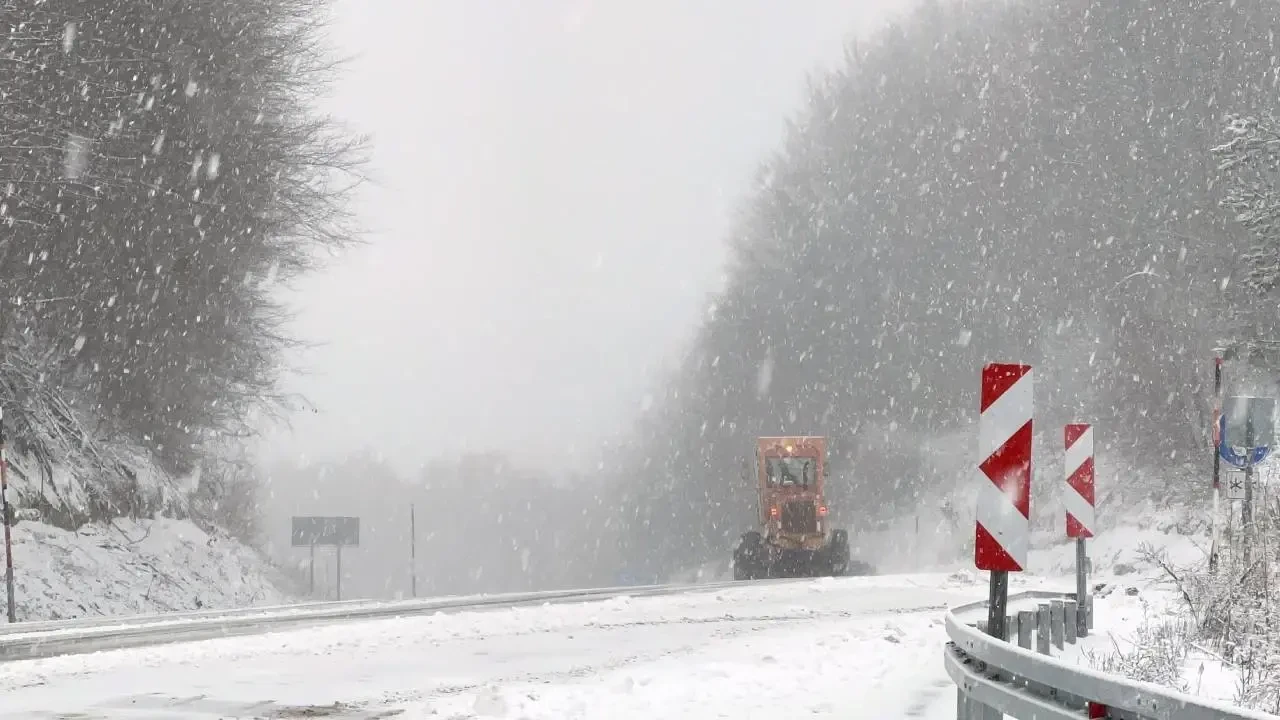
1, 573, 990, 719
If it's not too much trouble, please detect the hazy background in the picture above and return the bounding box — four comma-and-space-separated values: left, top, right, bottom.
11, 0, 1280, 636
258, 0, 909, 476
249, 0, 1280, 601
251, 0, 918, 599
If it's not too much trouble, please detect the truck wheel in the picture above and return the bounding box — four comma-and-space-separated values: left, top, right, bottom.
733, 531, 764, 581
827, 529, 850, 576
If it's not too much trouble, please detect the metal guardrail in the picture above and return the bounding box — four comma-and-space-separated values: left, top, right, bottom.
0, 578, 761, 662
943, 590, 1279, 720
0, 584, 605, 638
0, 596, 377, 636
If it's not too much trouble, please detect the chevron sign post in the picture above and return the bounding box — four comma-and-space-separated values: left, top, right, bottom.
1065, 423, 1095, 636
975, 362, 1033, 641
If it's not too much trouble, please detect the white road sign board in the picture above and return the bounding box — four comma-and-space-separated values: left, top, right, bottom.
1226, 474, 1248, 501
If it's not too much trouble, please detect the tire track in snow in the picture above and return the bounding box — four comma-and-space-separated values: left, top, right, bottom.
904, 678, 954, 717
352, 602, 955, 714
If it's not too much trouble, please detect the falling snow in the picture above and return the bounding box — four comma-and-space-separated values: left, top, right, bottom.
1, 0, 1278, 712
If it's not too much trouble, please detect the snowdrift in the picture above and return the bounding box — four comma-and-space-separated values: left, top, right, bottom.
0, 340, 292, 620
8, 517, 294, 621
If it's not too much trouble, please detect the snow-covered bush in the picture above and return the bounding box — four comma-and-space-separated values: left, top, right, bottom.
1130, 530, 1280, 713
0, 332, 191, 527
1083, 597, 1193, 692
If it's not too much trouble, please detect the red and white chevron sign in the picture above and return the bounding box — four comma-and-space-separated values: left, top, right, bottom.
975, 363, 1033, 572
1064, 424, 1096, 538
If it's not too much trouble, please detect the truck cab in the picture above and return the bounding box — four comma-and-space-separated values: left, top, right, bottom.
733, 435, 858, 580
756, 436, 829, 551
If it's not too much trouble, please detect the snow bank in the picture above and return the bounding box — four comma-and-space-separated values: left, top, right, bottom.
5, 441, 194, 528
1028, 517, 1208, 577
0, 352, 293, 622
1005, 513, 1253, 709
7, 518, 294, 621
876, 424, 1211, 574
667, 558, 731, 584
1077, 575, 1237, 705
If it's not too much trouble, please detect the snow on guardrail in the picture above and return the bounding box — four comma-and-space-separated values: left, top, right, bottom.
943, 590, 1279, 720
0, 579, 761, 662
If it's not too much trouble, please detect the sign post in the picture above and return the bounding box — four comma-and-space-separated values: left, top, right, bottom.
1064, 424, 1096, 636
291, 516, 360, 600
1211, 357, 1223, 572
1220, 395, 1275, 567
975, 363, 1033, 650
1246, 416, 1255, 565
0, 408, 14, 624
410, 504, 418, 598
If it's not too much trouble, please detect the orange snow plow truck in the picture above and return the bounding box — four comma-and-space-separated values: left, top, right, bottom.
732, 436, 874, 580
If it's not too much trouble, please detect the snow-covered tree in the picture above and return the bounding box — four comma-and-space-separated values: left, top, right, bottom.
609, 0, 1280, 577
0, 0, 365, 524
1213, 115, 1280, 297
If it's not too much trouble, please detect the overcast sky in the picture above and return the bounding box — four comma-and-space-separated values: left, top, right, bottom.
258, 0, 910, 476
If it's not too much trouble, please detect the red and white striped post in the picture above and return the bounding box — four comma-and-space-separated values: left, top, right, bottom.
975, 363, 1033, 640
1065, 424, 1095, 636
1210, 356, 1223, 572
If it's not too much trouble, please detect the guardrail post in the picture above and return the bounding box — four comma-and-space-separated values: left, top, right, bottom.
1036, 604, 1051, 655
1050, 600, 1065, 650
1086, 590, 1094, 631
1016, 609, 1047, 697
967, 619, 1005, 719
955, 664, 1000, 720
958, 691, 996, 720
1064, 600, 1077, 644
1077, 541, 1090, 637
972, 613, 1011, 716
1007, 613, 1019, 643
972, 617, 1004, 720
1016, 610, 1033, 651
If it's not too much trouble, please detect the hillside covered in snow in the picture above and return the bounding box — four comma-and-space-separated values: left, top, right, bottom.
0, 363, 299, 620
9, 518, 294, 621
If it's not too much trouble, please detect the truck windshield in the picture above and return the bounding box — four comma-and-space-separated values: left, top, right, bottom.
765, 456, 816, 487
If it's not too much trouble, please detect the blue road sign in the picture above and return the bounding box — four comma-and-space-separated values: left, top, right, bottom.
1218, 414, 1271, 469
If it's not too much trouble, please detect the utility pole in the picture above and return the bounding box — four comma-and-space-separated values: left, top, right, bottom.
336, 544, 343, 601
0, 408, 14, 623
410, 503, 417, 598
914, 513, 920, 567
1244, 413, 1255, 567
1211, 356, 1223, 572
